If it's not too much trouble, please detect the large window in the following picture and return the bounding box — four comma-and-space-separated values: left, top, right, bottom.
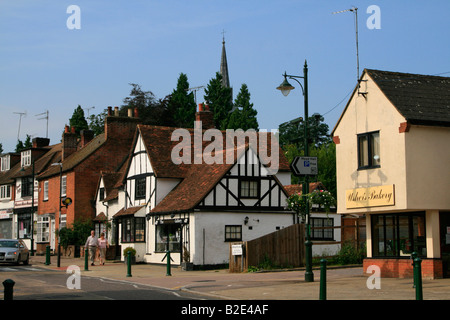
357, 131, 380, 169
371, 212, 426, 258
121, 216, 145, 243
21, 177, 33, 197
156, 223, 181, 252
311, 218, 334, 241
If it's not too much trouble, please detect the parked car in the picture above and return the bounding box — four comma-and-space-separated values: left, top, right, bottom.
0, 239, 30, 265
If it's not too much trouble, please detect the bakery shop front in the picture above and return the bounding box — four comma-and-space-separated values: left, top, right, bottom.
332, 69, 450, 279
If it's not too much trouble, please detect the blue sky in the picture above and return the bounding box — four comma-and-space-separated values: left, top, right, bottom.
1, 1, 449, 153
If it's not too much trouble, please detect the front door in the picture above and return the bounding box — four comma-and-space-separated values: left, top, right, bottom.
440, 212, 450, 278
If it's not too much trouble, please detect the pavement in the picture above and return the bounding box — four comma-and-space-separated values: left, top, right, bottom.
23, 254, 450, 301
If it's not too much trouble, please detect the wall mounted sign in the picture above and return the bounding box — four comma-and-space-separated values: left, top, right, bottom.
346, 185, 395, 209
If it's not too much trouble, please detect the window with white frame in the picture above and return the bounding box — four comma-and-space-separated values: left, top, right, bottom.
61, 176, 67, 196
21, 150, 31, 167
1, 155, 10, 171
37, 216, 50, 242
43, 181, 49, 201
0, 185, 11, 199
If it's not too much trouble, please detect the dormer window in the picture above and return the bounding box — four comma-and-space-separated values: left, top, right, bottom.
21, 150, 31, 167
1, 155, 10, 171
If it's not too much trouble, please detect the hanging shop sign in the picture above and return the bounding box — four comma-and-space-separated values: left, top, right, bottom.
346, 184, 395, 209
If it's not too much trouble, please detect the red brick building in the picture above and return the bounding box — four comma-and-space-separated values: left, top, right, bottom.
36, 107, 139, 253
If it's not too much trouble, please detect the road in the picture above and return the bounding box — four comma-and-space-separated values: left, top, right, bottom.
0, 264, 205, 300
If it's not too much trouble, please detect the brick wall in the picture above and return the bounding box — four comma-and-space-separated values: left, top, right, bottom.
363, 258, 443, 279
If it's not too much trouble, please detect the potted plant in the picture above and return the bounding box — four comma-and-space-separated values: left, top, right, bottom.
123, 247, 136, 265
181, 245, 193, 271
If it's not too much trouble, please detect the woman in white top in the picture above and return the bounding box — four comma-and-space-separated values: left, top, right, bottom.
98, 233, 109, 265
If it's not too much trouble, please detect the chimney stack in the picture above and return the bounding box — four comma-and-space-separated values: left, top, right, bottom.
80, 129, 94, 148
32, 137, 50, 148
195, 103, 215, 129
62, 125, 78, 160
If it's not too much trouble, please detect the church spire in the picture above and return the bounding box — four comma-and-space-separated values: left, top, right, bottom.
220, 31, 230, 89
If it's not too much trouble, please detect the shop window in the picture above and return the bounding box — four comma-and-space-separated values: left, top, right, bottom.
17, 213, 32, 239
371, 212, 426, 258
357, 131, 380, 169
311, 217, 334, 241
225, 225, 242, 242
156, 223, 181, 252
121, 216, 145, 243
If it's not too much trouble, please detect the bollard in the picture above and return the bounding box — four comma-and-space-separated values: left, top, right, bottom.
84, 248, 89, 271
3, 279, 15, 300
411, 252, 417, 288
319, 259, 327, 300
413, 257, 423, 300
45, 245, 51, 265
161, 250, 173, 276
126, 252, 132, 277
166, 250, 172, 276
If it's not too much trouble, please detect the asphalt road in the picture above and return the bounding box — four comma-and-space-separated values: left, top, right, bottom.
0, 264, 205, 300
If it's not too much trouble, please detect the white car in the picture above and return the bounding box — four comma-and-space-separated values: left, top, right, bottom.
0, 239, 30, 265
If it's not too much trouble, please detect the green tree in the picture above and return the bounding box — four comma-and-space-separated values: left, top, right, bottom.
166, 73, 197, 128
204, 72, 233, 130
0, 142, 3, 154
227, 84, 259, 131
280, 115, 335, 196
279, 114, 330, 149
69, 105, 89, 136
87, 109, 107, 136
121, 83, 168, 126
15, 135, 32, 152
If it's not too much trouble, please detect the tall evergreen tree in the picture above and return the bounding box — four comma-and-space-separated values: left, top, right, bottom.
166, 73, 196, 128
121, 83, 167, 126
204, 72, 233, 130
69, 105, 89, 136
227, 84, 259, 131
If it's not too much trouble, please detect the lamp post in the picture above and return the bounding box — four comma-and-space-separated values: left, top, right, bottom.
277, 60, 314, 282
51, 162, 63, 268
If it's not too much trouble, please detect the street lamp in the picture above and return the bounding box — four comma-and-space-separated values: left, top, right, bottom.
277, 60, 314, 282
51, 162, 63, 268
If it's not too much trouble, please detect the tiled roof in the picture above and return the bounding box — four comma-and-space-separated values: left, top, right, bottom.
366, 69, 450, 126
99, 171, 123, 202
113, 206, 145, 218
38, 134, 106, 179
144, 125, 290, 214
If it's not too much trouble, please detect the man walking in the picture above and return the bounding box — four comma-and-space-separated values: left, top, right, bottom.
85, 230, 98, 266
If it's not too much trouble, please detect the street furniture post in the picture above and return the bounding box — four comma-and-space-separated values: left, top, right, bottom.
413, 257, 423, 300
84, 248, 89, 271
320, 259, 327, 300
2, 279, 15, 300
45, 245, 51, 265
127, 251, 132, 277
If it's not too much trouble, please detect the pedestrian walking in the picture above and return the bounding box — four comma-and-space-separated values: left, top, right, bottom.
98, 233, 109, 265
85, 230, 98, 266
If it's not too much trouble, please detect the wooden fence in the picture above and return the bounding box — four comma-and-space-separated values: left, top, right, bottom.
229, 216, 366, 273
229, 224, 305, 273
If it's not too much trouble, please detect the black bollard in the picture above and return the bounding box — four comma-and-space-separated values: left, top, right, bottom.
3, 279, 15, 300
45, 245, 51, 265
126, 252, 132, 277
413, 257, 423, 300
319, 259, 327, 300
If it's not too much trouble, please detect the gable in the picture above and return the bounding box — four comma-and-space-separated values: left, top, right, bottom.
199, 147, 288, 210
